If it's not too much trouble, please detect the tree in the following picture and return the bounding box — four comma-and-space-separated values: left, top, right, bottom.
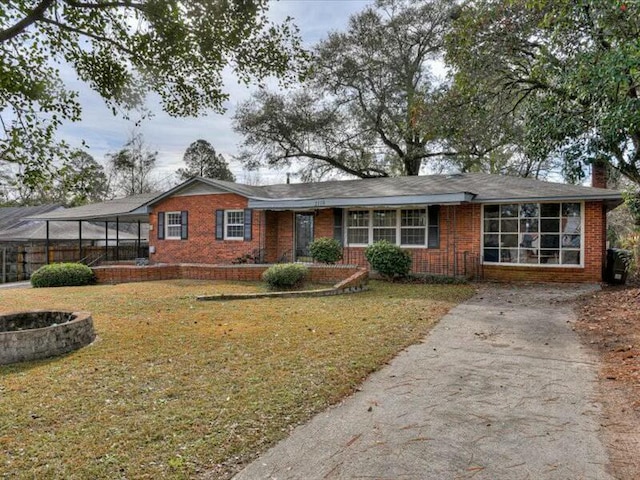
58, 151, 108, 206
235, 0, 491, 179
446, 0, 640, 185
107, 133, 158, 197
1, 0, 304, 184
177, 140, 235, 182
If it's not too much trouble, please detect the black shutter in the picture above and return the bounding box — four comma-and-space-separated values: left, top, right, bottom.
180, 211, 188, 240
243, 209, 252, 241
157, 212, 165, 240
333, 208, 344, 246
215, 210, 224, 240
427, 205, 440, 248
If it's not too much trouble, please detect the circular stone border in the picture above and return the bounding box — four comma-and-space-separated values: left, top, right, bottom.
0, 310, 95, 365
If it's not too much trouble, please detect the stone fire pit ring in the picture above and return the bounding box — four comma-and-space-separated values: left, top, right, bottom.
0, 310, 95, 365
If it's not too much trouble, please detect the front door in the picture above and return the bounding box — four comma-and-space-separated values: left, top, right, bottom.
294, 213, 314, 262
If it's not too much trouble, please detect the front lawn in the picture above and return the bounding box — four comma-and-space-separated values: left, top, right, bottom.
0, 280, 474, 479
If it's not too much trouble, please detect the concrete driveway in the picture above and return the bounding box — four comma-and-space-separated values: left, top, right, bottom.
234, 283, 613, 480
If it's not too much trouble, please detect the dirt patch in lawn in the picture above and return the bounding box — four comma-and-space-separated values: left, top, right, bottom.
575, 286, 640, 480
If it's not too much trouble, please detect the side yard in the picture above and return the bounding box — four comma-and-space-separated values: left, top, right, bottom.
575, 286, 640, 480
0, 280, 475, 479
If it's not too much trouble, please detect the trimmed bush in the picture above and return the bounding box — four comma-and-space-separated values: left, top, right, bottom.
308, 237, 343, 264
30, 263, 95, 288
262, 263, 309, 290
364, 240, 412, 280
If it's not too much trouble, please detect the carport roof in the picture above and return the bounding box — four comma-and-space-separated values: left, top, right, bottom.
25, 192, 159, 222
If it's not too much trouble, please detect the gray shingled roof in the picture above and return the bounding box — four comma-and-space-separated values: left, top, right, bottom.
25, 192, 159, 222
0, 204, 62, 230
0, 221, 140, 242
25, 174, 623, 222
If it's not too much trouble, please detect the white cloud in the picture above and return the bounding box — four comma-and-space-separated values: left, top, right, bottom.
56, 0, 373, 186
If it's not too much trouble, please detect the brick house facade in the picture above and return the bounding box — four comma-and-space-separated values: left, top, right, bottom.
147, 174, 621, 283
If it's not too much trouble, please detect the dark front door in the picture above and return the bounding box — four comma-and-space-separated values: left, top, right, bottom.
294, 213, 314, 261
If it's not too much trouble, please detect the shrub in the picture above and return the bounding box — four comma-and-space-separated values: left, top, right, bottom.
364, 240, 412, 280
308, 237, 343, 264
262, 263, 309, 289
30, 263, 95, 288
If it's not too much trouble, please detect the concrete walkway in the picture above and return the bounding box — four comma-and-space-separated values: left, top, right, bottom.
234, 283, 613, 480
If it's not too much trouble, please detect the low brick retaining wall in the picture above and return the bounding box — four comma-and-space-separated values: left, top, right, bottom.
93, 263, 368, 290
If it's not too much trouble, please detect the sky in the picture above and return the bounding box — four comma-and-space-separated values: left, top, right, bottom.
56, 0, 374, 188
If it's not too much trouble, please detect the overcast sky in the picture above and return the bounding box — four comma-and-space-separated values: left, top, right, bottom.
56, 0, 373, 187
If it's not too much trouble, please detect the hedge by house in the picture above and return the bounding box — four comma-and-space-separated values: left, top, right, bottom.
30, 263, 96, 288
364, 240, 412, 280
262, 263, 308, 289
308, 237, 343, 264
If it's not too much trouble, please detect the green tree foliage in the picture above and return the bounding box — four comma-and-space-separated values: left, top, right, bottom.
236, 0, 488, 179
0, 0, 304, 184
177, 139, 235, 182
107, 132, 158, 197
447, 0, 640, 185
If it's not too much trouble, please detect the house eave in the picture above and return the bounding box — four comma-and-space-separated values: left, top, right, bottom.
247, 192, 476, 210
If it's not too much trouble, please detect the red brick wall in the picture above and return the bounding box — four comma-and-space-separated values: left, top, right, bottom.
150, 194, 261, 264
93, 263, 365, 286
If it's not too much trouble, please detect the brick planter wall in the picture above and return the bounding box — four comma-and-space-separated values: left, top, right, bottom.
93, 263, 367, 287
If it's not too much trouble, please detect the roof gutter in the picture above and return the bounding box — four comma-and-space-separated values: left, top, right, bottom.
248, 192, 475, 210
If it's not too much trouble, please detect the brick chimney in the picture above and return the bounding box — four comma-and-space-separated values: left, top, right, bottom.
592, 159, 608, 189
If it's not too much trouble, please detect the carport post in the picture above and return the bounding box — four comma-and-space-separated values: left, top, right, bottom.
137, 220, 141, 258
105, 221, 109, 261
78, 221, 83, 262
45, 221, 50, 265
116, 217, 120, 262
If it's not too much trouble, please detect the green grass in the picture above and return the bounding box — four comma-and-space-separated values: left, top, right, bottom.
0, 280, 475, 479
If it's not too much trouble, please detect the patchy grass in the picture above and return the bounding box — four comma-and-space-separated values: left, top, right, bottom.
0, 280, 475, 479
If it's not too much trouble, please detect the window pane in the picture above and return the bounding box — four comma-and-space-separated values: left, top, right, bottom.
401, 228, 425, 245
540, 203, 560, 217
348, 211, 369, 227
373, 228, 396, 243
520, 203, 539, 218
501, 219, 518, 232
540, 234, 559, 248
562, 203, 581, 217
373, 210, 396, 227
167, 213, 181, 224
484, 205, 499, 218
502, 234, 518, 247
227, 225, 243, 238
484, 234, 499, 247
519, 231, 538, 248
167, 225, 181, 237
540, 250, 559, 263
562, 217, 580, 234
562, 250, 581, 265
348, 228, 369, 244
227, 211, 244, 225
540, 219, 560, 232
484, 248, 499, 262
401, 209, 426, 227
500, 248, 517, 263
500, 204, 518, 218
562, 234, 581, 248
520, 219, 538, 233
484, 219, 499, 233
518, 248, 539, 264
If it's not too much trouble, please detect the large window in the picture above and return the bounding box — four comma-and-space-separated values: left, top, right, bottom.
483, 202, 582, 266
225, 210, 244, 240
346, 208, 435, 247
166, 212, 182, 239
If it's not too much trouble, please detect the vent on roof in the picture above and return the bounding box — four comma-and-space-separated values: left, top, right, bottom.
446, 173, 463, 179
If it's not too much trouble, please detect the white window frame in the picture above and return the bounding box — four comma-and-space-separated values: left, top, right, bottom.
165, 211, 182, 240
345, 208, 429, 247
224, 210, 244, 240
481, 202, 584, 268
